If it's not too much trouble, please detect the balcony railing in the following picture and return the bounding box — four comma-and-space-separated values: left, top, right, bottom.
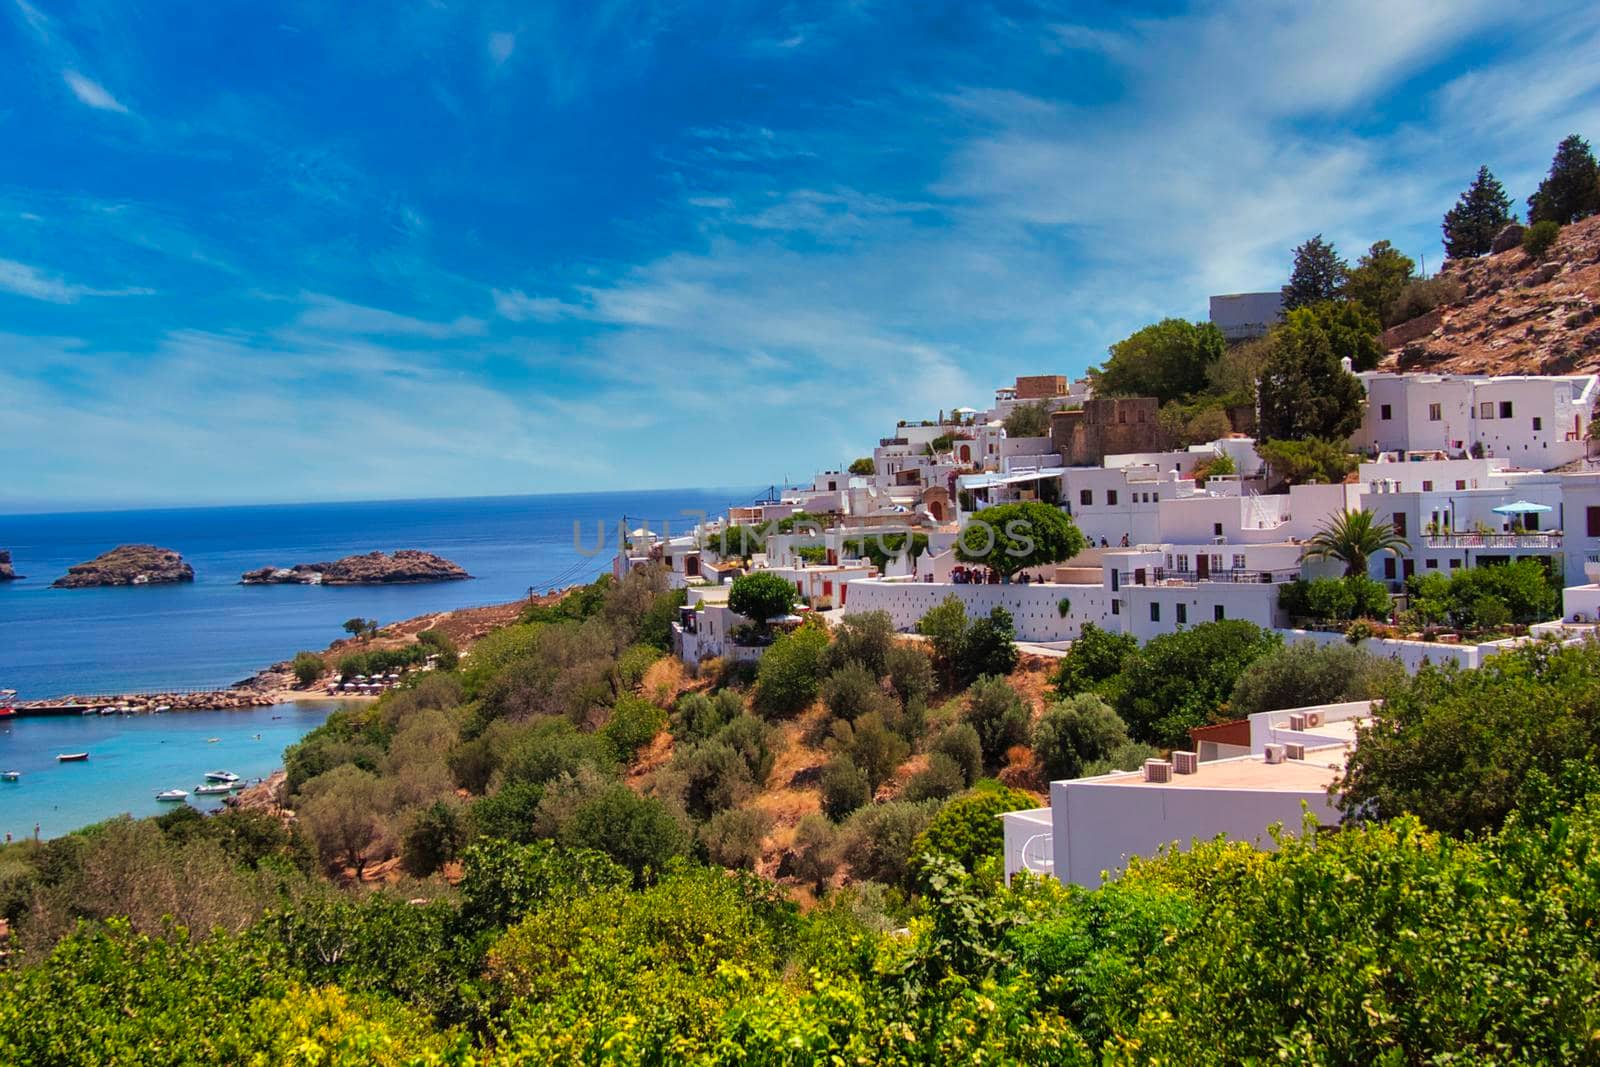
1116, 567, 1302, 586
1421, 532, 1564, 549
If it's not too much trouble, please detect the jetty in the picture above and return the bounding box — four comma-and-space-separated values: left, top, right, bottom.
9, 687, 275, 717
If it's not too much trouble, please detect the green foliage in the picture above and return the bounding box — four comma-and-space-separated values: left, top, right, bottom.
1285, 299, 1383, 372
843, 531, 930, 570
820, 756, 872, 820
1442, 165, 1516, 259
821, 661, 894, 723
885, 641, 936, 707
707, 523, 768, 560
1081, 740, 1162, 777
1278, 574, 1393, 621
400, 798, 468, 876
1050, 622, 1137, 700
671, 688, 744, 745
614, 642, 662, 690
458, 837, 629, 933
753, 619, 829, 718
930, 722, 983, 787
911, 785, 1037, 876
1093, 317, 1226, 404
848, 456, 875, 475
553, 782, 690, 885
963, 675, 1032, 766
470, 780, 545, 844
601, 693, 668, 763
458, 621, 545, 699
1522, 218, 1561, 258
699, 807, 774, 869
1256, 311, 1365, 442
1227, 640, 1404, 720
840, 799, 942, 885
660, 740, 756, 821
1280, 233, 1348, 310
1256, 436, 1359, 487
845, 711, 912, 791
1527, 133, 1600, 225
795, 544, 828, 564
789, 814, 841, 892
901, 751, 969, 802
501, 717, 616, 787
955, 501, 1086, 579
343, 616, 380, 640
1115, 620, 1283, 748
291, 650, 325, 686
415, 627, 459, 670
1344, 240, 1416, 327
1032, 693, 1129, 779
1002, 400, 1052, 438
822, 610, 896, 676
335, 643, 426, 679
916, 596, 1020, 688
728, 570, 799, 626
1388, 274, 1465, 325
297, 764, 390, 878
1404, 557, 1559, 630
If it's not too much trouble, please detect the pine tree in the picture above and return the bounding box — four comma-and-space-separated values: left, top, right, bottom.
1345, 240, 1415, 326
1527, 134, 1600, 225
1256, 314, 1365, 443
1441, 166, 1514, 259
1281, 235, 1348, 311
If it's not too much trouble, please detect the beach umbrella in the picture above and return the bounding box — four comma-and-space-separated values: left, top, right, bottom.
1491, 500, 1552, 515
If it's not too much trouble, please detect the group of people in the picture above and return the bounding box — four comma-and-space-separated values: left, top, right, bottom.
950, 565, 999, 584
1095, 534, 1132, 548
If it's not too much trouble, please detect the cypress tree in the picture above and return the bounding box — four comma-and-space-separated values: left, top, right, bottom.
1280, 234, 1349, 311
1527, 134, 1600, 225
1441, 165, 1514, 259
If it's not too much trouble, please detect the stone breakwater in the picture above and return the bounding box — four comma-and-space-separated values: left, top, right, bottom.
240, 549, 471, 585
14, 689, 276, 713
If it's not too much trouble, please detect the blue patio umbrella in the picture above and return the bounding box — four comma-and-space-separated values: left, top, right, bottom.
1490, 500, 1552, 515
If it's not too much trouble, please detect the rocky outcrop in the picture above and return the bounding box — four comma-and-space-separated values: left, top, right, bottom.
241, 549, 470, 586
1490, 222, 1525, 254
52, 545, 194, 588
0, 550, 19, 581
1379, 213, 1600, 377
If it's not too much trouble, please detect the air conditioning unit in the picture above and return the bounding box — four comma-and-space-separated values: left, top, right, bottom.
1285, 742, 1307, 761
1304, 711, 1323, 728
1288, 713, 1307, 731
1171, 751, 1198, 775
1143, 759, 1173, 783
1264, 744, 1286, 765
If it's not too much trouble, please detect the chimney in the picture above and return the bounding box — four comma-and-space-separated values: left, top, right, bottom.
1171, 751, 1199, 774
1264, 744, 1286, 765
1143, 759, 1173, 783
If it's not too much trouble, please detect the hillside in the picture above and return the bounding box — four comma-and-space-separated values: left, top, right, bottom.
1379, 214, 1600, 376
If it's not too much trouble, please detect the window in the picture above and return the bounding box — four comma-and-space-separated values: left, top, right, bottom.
1177, 555, 1189, 571
1450, 559, 1462, 569
1422, 480, 1433, 492
1425, 559, 1438, 569
1211, 554, 1224, 571
1380, 404, 1392, 420
1392, 512, 1407, 538
1481, 401, 1495, 419
1428, 403, 1442, 421
1533, 417, 1543, 431
1112, 599, 1120, 615
1107, 490, 1119, 506
1079, 489, 1093, 506
1455, 480, 1467, 491
1232, 554, 1247, 569
1176, 603, 1187, 624
1384, 558, 1396, 580
1589, 506, 1600, 537
1150, 602, 1160, 622
1500, 401, 1514, 418
1213, 605, 1225, 622
1213, 522, 1224, 536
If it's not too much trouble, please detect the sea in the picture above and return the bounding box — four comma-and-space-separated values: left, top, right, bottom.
0, 488, 750, 837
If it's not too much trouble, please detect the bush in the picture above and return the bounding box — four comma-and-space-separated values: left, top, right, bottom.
1081, 741, 1162, 777
820, 757, 872, 820
602, 694, 668, 763
910, 785, 1037, 877
1228, 641, 1404, 720
1032, 693, 1130, 780
660, 741, 755, 821
885, 643, 937, 707
901, 752, 968, 802
822, 611, 896, 676
916, 597, 1020, 687
470, 781, 546, 844
554, 783, 690, 885
728, 571, 799, 627
671, 689, 744, 745
789, 814, 841, 892
964, 675, 1032, 767
291, 651, 325, 687
930, 723, 983, 787
821, 662, 894, 723
502, 718, 616, 787
400, 799, 468, 876
1279, 575, 1392, 622
1522, 219, 1561, 258
1050, 623, 1137, 699
699, 808, 773, 869
846, 712, 911, 792
615, 644, 662, 691
754, 621, 829, 718
715, 714, 778, 786
1115, 620, 1283, 749
416, 628, 459, 671
840, 800, 942, 885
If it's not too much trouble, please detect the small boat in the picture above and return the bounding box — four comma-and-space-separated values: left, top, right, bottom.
155, 788, 188, 801
193, 782, 232, 795
57, 752, 89, 762
206, 737, 220, 743
153, 705, 172, 713
2, 770, 20, 781
0, 706, 16, 719
204, 770, 240, 783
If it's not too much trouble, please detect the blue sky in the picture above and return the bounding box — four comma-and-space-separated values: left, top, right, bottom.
3, 1, 1599, 509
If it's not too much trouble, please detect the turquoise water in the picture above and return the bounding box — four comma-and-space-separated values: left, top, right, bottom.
0, 701, 337, 840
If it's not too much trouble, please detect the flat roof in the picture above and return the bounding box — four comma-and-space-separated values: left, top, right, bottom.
1081, 744, 1347, 792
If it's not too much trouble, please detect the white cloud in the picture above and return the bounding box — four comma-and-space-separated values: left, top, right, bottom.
488, 31, 516, 66
295, 295, 486, 339
0, 258, 152, 302
493, 288, 586, 323
62, 70, 129, 113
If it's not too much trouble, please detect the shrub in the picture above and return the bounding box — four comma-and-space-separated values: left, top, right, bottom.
660, 741, 755, 821
671, 689, 744, 745
1115, 620, 1282, 749
901, 752, 968, 802
699, 808, 773, 869
931, 723, 983, 787
820, 757, 872, 821
911, 784, 1036, 877
964, 675, 1032, 767
821, 662, 894, 723
1081, 741, 1162, 777
728, 571, 799, 627
1050, 623, 1137, 699
291, 651, 325, 687
416, 628, 459, 671
615, 644, 662, 691
822, 610, 896, 676
848, 457, 875, 475
753, 621, 829, 718
1228, 641, 1404, 720
885, 643, 936, 707
602, 694, 668, 763
1279, 575, 1392, 622
715, 714, 778, 786
470, 781, 546, 844
789, 814, 841, 893
400, 799, 469, 876
1032, 693, 1130, 780
847, 712, 912, 792
502, 719, 616, 787
1522, 219, 1561, 258
554, 783, 689, 885
840, 799, 942, 885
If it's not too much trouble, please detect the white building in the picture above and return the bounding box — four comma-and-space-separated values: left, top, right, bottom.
1355, 372, 1596, 468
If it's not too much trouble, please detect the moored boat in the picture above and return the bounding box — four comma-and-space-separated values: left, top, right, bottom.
2, 770, 20, 781
204, 770, 240, 783
57, 752, 89, 761
193, 781, 232, 795
155, 788, 188, 801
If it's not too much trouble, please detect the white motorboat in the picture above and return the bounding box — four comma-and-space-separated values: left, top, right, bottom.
203, 770, 240, 783
192, 782, 232, 796
2, 770, 20, 782
155, 788, 189, 802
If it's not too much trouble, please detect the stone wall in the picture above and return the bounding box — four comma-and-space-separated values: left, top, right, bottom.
1051, 397, 1164, 466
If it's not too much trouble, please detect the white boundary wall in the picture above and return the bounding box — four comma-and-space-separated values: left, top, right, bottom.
840, 578, 1112, 641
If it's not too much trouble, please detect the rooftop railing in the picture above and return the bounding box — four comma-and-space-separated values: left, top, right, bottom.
1116, 567, 1302, 586
1421, 532, 1563, 549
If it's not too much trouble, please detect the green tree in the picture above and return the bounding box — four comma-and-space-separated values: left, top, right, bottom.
846, 711, 911, 791
729, 571, 799, 628
789, 814, 840, 893
1278, 575, 1393, 622
1527, 133, 1600, 225
297, 764, 390, 880
963, 675, 1032, 767
699, 807, 773, 869
910, 785, 1037, 877
955, 501, 1086, 580
1442, 165, 1515, 259
821, 610, 896, 676
1116, 620, 1282, 748
291, 651, 325, 687
1281, 234, 1349, 311
1256, 437, 1358, 487
1032, 693, 1129, 779
1522, 219, 1561, 259
342, 617, 379, 641
1002, 401, 1052, 438
931, 722, 983, 787
400, 799, 468, 876
1093, 318, 1226, 404
1304, 509, 1410, 577
916, 595, 970, 686
1227, 640, 1403, 720
848, 457, 875, 475
555, 783, 690, 885
754, 620, 829, 718
708, 524, 768, 560
1286, 300, 1384, 371
602, 694, 668, 763
1344, 240, 1416, 327
820, 756, 871, 820
1256, 314, 1365, 442
1050, 622, 1137, 699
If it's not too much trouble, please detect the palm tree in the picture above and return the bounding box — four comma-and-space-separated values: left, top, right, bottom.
1304, 509, 1410, 577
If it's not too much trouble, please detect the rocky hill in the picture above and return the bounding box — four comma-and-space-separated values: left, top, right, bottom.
0, 550, 18, 581
52, 545, 194, 588
240, 549, 470, 585
1380, 214, 1600, 376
